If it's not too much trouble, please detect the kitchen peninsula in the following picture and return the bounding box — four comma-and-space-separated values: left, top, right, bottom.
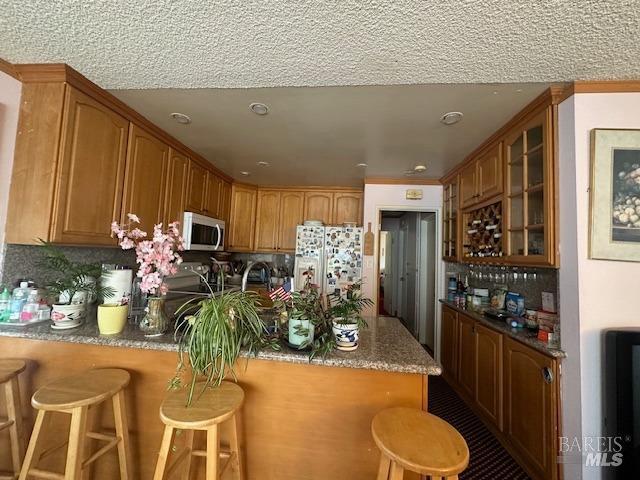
0, 316, 439, 480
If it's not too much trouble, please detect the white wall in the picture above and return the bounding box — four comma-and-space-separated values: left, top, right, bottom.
558, 92, 640, 480
0, 71, 22, 280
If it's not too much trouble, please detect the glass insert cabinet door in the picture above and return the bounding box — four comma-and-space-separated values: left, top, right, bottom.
442, 177, 458, 260
505, 107, 554, 265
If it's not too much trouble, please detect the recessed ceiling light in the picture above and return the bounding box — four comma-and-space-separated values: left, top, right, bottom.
516, 89, 523, 93
440, 111, 463, 126
249, 103, 269, 115
356, 163, 368, 168
414, 164, 427, 173
257, 161, 270, 167
170, 112, 191, 124
240, 171, 251, 176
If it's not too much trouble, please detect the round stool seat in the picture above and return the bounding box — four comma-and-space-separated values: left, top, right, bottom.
32, 368, 130, 410
0, 359, 26, 383
372, 407, 469, 477
160, 381, 244, 429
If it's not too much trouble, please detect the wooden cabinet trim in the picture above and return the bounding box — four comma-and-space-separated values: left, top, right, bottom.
15, 63, 233, 183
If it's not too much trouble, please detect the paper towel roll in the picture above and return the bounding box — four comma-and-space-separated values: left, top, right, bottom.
102, 269, 133, 305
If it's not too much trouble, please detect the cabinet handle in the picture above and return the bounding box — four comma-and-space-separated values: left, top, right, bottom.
541, 367, 554, 384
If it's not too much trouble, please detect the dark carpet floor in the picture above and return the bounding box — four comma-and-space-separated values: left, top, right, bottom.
428, 376, 531, 479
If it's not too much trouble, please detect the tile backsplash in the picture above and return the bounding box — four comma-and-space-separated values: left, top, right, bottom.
444, 262, 559, 311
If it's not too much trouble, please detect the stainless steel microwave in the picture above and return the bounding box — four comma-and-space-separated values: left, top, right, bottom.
182, 212, 225, 251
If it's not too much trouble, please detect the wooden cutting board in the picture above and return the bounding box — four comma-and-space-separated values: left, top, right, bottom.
363, 222, 374, 256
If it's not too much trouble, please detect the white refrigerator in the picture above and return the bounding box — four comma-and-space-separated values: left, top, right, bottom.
294, 225, 364, 297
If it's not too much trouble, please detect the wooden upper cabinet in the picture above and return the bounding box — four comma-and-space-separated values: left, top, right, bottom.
278, 191, 305, 251
504, 336, 559, 480
333, 192, 363, 225
122, 124, 169, 235
304, 192, 334, 225
505, 107, 555, 266
204, 173, 223, 218
51, 87, 129, 245
457, 314, 476, 400
459, 162, 478, 208
475, 323, 503, 430
440, 306, 459, 382
255, 190, 281, 251
164, 149, 189, 226
477, 142, 503, 201
186, 161, 207, 213
228, 185, 257, 252
220, 181, 232, 224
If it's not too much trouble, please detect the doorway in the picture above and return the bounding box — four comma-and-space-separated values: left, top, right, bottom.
378, 210, 437, 350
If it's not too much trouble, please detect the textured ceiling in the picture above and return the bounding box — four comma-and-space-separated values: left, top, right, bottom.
2, 1, 640, 89
111, 83, 547, 186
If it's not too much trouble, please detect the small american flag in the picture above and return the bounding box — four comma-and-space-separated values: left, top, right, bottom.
269, 280, 292, 301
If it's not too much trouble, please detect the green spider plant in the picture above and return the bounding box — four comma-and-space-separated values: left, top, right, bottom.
172, 286, 279, 406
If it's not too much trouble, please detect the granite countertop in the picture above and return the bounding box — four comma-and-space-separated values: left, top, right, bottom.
440, 300, 566, 358
0, 314, 441, 375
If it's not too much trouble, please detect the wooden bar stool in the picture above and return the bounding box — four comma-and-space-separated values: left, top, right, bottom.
153, 381, 244, 480
19, 368, 132, 480
372, 407, 469, 480
1, 359, 27, 480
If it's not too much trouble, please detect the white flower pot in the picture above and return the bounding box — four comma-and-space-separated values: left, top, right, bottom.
288, 317, 314, 347
51, 303, 85, 324
332, 318, 360, 351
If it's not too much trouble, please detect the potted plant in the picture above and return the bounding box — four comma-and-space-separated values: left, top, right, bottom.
327, 281, 373, 351
39, 241, 111, 325
171, 288, 279, 406
111, 214, 184, 336
272, 276, 336, 360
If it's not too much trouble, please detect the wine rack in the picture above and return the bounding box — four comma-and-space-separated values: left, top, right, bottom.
463, 201, 503, 258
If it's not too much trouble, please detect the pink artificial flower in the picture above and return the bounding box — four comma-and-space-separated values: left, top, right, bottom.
111, 213, 183, 297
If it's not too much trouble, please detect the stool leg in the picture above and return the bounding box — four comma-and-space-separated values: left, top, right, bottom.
228, 414, 244, 480
388, 461, 404, 480
18, 409, 49, 480
5, 376, 25, 475
206, 425, 219, 480
180, 429, 195, 480
112, 390, 132, 480
376, 453, 390, 480
64, 406, 88, 480
153, 426, 175, 480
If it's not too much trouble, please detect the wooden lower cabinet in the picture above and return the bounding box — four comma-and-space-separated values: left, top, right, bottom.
475, 323, 503, 430
440, 306, 459, 382
504, 337, 559, 480
440, 307, 560, 480
457, 314, 476, 399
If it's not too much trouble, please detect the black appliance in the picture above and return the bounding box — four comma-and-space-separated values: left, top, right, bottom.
605, 329, 640, 478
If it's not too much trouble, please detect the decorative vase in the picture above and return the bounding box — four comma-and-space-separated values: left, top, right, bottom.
97, 304, 129, 335
332, 318, 360, 351
288, 317, 314, 347
139, 297, 169, 336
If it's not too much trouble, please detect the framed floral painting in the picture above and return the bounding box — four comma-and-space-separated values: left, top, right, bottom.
590, 129, 640, 260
